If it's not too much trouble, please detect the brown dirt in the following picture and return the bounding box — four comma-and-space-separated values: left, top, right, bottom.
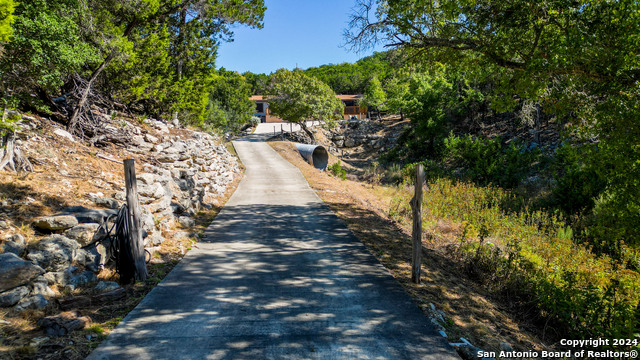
270, 140, 551, 356
0, 115, 243, 360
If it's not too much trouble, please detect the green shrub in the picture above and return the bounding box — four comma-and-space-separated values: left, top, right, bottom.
391, 178, 640, 338
443, 133, 540, 188
551, 143, 606, 214
328, 162, 346, 180
384, 163, 404, 184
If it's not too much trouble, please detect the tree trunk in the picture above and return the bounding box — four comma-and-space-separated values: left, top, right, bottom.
0, 132, 16, 171
67, 21, 136, 132
299, 121, 315, 141
0, 132, 33, 172
67, 52, 116, 132
535, 104, 541, 144
171, 9, 187, 126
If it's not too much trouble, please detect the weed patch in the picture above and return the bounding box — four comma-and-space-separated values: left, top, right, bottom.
390, 178, 640, 339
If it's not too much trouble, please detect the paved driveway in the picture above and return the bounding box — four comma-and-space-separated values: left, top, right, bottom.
87, 135, 458, 359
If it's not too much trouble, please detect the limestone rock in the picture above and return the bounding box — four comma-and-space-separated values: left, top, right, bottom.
1, 239, 25, 255
0, 286, 30, 307
61, 206, 117, 224
32, 215, 78, 231
65, 223, 100, 246
148, 231, 164, 246
14, 294, 49, 311
144, 133, 159, 144
31, 280, 56, 298
43, 272, 65, 286
140, 208, 155, 233
136, 173, 157, 185
38, 312, 90, 337
173, 232, 193, 241
53, 129, 75, 142
90, 196, 120, 209
0, 253, 45, 291
10, 234, 25, 245
178, 216, 195, 228
75, 248, 99, 272
138, 183, 164, 199
67, 270, 98, 289
26, 235, 79, 272
144, 197, 171, 214
95, 281, 120, 292
157, 153, 180, 162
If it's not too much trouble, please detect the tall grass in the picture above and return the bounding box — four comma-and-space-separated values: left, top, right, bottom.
390, 178, 640, 339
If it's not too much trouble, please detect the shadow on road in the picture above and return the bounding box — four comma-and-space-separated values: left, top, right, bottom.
92, 202, 457, 359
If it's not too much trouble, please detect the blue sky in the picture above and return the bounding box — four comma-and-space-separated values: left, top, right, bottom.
216, 0, 385, 74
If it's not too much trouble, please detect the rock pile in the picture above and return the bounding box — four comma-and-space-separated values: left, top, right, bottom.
114, 120, 239, 244
0, 116, 240, 312
326, 120, 392, 150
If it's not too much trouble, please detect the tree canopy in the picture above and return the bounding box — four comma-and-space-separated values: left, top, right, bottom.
204, 69, 255, 133
266, 69, 343, 139
347, 0, 640, 255
0, 0, 266, 130
0, 0, 15, 42
360, 75, 386, 119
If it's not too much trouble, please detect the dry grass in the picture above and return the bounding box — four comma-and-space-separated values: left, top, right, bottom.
269, 140, 549, 355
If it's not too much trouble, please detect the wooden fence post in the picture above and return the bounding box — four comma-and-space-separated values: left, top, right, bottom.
410, 164, 425, 284
123, 159, 148, 282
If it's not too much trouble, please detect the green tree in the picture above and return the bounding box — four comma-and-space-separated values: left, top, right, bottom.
361, 76, 386, 119
242, 71, 269, 95
346, 0, 639, 86
205, 69, 254, 133
67, 0, 265, 130
384, 73, 410, 120
0, 0, 98, 108
0, 0, 15, 41
266, 69, 343, 140
347, 0, 640, 252
303, 51, 395, 95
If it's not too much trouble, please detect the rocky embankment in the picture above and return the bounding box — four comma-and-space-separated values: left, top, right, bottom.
0, 113, 240, 312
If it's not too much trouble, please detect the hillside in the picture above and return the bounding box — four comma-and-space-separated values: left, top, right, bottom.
0, 111, 242, 359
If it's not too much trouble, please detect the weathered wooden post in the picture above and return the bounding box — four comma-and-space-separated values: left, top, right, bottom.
123, 159, 148, 282
410, 164, 425, 284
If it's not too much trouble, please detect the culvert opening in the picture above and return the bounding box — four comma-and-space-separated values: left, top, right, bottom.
295, 144, 329, 171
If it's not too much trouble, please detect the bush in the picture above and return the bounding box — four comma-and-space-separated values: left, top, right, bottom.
328, 162, 346, 180
443, 133, 541, 188
551, 143, 605, 214
391, 178, 640, 339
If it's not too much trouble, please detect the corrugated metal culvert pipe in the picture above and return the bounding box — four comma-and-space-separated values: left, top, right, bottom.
295, 143, 329, 171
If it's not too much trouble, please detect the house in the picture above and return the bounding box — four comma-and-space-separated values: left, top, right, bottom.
250, 95, 281, 123
250, 95, 367, 123
337, 95, 367, 120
